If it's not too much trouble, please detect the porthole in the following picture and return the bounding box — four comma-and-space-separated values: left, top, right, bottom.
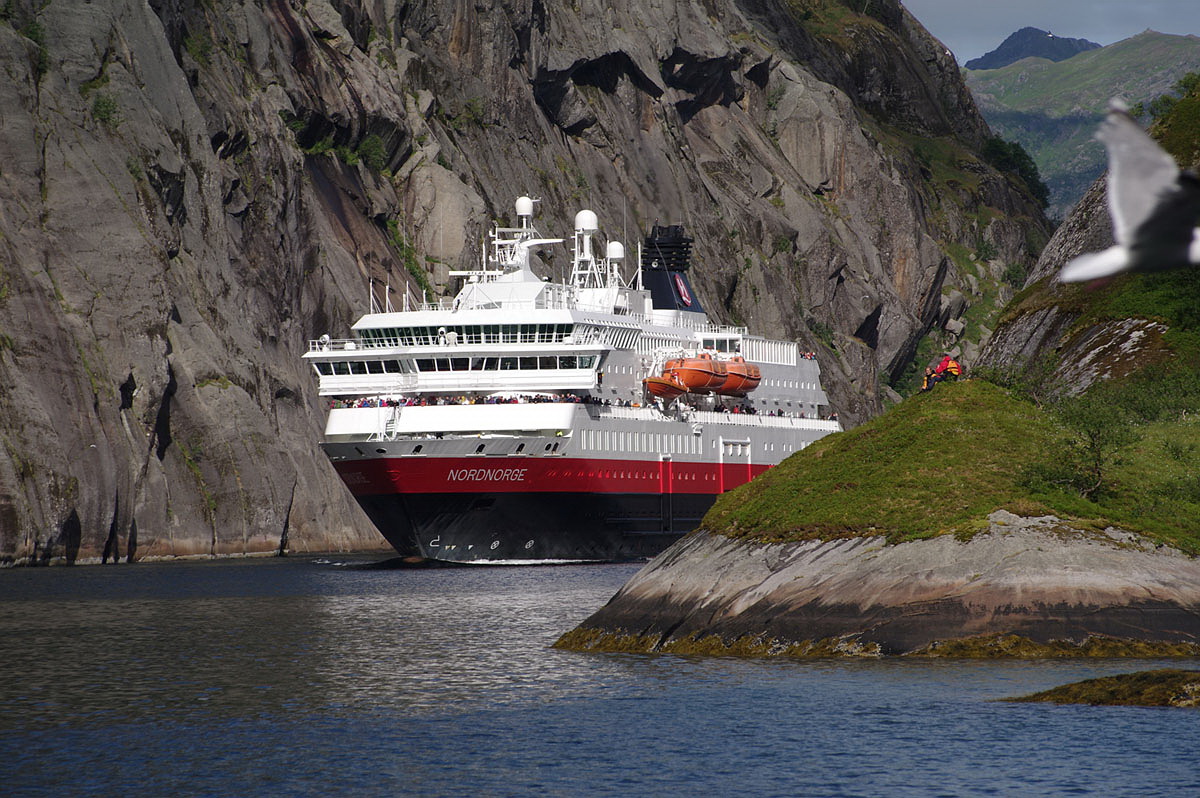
375, 448, 387, 454
412, 444, 423, 454
475, 444, 485, 454
545, 443, 552, 451
516, 443, 525, 453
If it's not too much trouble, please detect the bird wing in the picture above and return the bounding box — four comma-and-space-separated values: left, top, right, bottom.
1098, 105, 1181, 245
1058, 245, 1129, 283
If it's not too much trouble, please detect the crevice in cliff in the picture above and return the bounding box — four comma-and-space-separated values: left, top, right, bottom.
57, 509, 82, 565
279, 480, 297, 555
101, 495, 120, 564
266, 0, 312, 76
661, 48, 743, 123
210, 129, 249, 160
119, 372, 137, 411
854, 305, 883, 350
127, 518, 138, 562
152, 363, 177, 461
147, 165, 187, 230
885, 255, 950, 383
533, 52, 662, 135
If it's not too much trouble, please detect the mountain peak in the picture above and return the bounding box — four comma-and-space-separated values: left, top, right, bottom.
966, 27, 1101, 71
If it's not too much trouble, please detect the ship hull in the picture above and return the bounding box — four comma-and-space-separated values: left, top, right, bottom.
356, 490, 716, 563
332, 453, 769, 563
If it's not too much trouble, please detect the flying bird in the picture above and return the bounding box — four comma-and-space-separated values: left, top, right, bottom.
1058, 102, 1200, 283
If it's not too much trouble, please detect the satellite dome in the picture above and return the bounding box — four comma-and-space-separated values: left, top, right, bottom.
574, 209, 599, 232
606, 241, 625, 260
515, 196, 534, 217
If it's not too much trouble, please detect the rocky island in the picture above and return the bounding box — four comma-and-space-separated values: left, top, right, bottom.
558, 381, 1200, 656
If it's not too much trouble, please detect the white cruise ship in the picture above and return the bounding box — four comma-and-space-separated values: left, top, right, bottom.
304, 197, 840, 562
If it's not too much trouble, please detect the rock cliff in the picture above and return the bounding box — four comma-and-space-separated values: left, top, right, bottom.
0, 0, 1047, 563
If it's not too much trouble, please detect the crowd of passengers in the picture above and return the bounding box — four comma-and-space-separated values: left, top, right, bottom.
329, 394, 837, 420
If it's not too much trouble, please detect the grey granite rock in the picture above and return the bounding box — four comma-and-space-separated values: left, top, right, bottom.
0, 0, 1047, 562
571, 512, 1200, 654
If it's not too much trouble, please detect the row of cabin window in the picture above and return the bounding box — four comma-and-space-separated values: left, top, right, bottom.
357, 323, 575, 347
314, 354, 599, 377
314, 360, 408, 376
413, 355, 598, 372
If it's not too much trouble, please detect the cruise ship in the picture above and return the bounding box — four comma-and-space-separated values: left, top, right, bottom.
304, 198, 840, 563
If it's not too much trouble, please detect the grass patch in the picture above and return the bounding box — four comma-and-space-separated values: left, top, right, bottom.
705, 379, 1200, 553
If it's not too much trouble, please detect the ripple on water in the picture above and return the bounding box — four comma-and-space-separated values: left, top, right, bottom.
0, 557, 1196, 796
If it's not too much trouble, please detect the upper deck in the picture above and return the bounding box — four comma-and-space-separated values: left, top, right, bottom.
303, 198, 832, 415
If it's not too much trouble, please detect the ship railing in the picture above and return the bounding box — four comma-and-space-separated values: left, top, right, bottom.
586, 404, 668, 422
320, 374, 418, 397
688, 410, 841, 430
309, 338, 366, 352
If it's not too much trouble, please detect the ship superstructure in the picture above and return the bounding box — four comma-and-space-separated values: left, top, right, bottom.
304, 198, 840, 562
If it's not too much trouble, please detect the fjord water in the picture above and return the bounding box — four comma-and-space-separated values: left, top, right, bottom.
0, 557, 1196, 797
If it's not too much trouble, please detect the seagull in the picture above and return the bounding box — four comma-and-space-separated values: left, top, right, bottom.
1058, 101, 1200, 283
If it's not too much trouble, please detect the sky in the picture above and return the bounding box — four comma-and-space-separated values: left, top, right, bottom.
902, 0, 1200, 64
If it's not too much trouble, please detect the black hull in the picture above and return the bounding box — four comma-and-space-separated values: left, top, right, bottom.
355, 491, 717, 563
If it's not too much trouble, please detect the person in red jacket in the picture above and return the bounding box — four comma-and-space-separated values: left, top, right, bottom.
922, 354, 962, 391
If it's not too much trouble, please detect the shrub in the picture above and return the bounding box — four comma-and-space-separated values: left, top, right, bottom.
92, 94, 119, 128
356, 134, 387, 172
981, 136, 1049, 208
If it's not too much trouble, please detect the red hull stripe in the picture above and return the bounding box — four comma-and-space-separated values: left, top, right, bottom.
334, 456, 772, 496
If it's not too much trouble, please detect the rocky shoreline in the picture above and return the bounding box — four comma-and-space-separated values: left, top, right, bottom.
557, 511, 1200, 657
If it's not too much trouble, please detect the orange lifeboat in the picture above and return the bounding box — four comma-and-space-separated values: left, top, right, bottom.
715, 357, 761, 396
643, 374, 688, 401
664, 352, 727, 393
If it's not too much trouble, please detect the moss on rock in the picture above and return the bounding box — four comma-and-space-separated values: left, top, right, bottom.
1007, 669, 1200, 707
555, 627, 1200, 659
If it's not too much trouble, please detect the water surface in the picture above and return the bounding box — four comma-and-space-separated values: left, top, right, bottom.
0, 556, 1195, 796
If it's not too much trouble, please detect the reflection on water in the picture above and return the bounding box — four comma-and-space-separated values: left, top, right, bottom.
1, 556, 1198, 796
0, 557, 639, 726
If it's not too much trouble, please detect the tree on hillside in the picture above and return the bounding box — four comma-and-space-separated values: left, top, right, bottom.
981, 136, 1049, 208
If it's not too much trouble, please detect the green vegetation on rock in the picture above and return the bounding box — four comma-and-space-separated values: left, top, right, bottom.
706, 380, 1060, 544
704, 378, 1200, 554
1007, 669, 1200, 707
555, 628, 1200, 659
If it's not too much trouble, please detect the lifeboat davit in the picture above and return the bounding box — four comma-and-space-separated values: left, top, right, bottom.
715, 357, 761, 396
664, 352, 727, 392
643, 374, 689, 401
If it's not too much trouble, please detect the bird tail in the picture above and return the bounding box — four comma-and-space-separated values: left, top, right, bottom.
1058, 246, 1129, 282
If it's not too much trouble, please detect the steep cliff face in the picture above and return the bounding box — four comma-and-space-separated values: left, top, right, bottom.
0, 0, 1047, 563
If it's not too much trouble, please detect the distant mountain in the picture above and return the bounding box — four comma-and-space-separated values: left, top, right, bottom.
966, 31, 1200, 217
965, 27, 1100, 71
